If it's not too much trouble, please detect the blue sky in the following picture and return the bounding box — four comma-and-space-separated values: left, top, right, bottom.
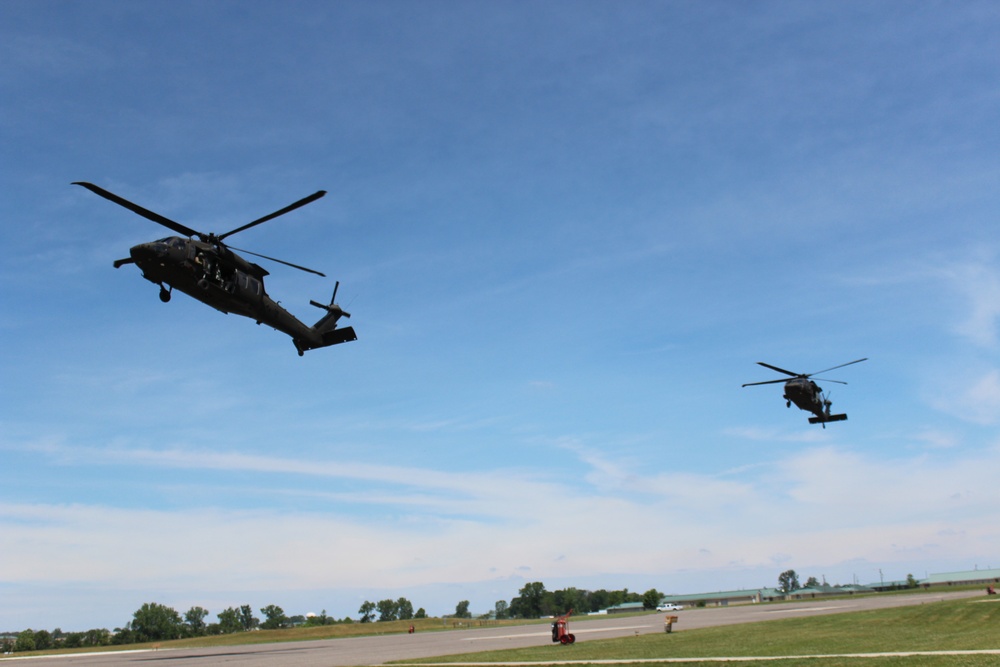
2, 0, 999, 631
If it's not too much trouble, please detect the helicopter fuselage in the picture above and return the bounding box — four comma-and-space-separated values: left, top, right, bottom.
782, 377, 846, 424
782, 377, 825, 416
124, 236, 354, 354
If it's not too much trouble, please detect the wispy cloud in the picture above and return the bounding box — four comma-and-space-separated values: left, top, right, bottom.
8, 439, 999, 595
927, 368, 1000, 426
938, 254, 1000, 348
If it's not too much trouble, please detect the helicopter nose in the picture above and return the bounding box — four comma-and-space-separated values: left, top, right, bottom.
129, 241, 167, 264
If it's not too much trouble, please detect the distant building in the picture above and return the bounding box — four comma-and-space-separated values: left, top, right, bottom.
604, 601, 646, 614
788, 583, 874, 600
647, 566, 1000, 611
656, 588, 784, 608
866, 579, 911, 592
921, 568, 1000, 588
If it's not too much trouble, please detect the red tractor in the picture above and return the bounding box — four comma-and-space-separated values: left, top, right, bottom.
550, 610, 576, 644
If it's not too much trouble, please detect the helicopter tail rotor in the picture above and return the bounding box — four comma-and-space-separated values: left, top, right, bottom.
310, 281, 351, 321
293, 281, 357, 355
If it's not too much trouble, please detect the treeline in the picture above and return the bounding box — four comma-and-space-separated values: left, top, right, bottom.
2, 582, 664, 653
497, 582, 662, 619
2, 628, 111, 653
356, 597, 426, 622
1, 601, 358, 653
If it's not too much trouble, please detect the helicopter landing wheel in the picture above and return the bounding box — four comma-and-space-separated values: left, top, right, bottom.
159, 286, 171, 303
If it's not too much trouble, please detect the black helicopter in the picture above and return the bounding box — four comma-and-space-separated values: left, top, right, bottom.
742, 358, 867, 426
74, 182, 356, 356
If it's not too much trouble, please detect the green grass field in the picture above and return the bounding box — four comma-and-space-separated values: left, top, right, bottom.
401, 596, 1000, 666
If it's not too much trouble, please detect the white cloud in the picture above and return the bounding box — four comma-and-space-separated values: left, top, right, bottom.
940, 256, 1000, 348
6, 441, 1000, 600
928, 368, 1000, 426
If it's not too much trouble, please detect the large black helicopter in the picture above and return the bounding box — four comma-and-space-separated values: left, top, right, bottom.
742, 358, 867, 426
74, 182, 356, 356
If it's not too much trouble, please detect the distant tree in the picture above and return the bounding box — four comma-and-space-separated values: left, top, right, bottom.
217, 607, 242, 634
32, 629, 53, 651
414, 607, 427, 619
510, 581, 547, 618
84, 628, 111, 646
131, 602, 183, 642
494, 600, 509, 619
288, 614, 306, 626
560, 587, 590, 614
304, 610, 332, 627
184, 606, 209, 636
14, 630, 36, 652
778, 569, 800, 593
588, 589, 611, 613
1, 637, 14, 654
454, 600, 471, 618
111, 625, 135, 645
805, 577, 820, 588
397, 597, 414, 620
607, 589, 627, 608
238, 605, 259, 631
260, 604, 289, 630
906, 573, 919, 588
642, 588, 663, 610
377, 599, 399, 622
358, 600, 376, 623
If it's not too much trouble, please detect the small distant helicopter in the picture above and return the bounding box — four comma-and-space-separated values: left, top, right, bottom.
74, 181, 357, 356
742, 358, 867, 426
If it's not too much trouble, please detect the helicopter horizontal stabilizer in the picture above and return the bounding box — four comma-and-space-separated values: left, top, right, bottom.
809, 413, 847, 424
322, 326, 357, 346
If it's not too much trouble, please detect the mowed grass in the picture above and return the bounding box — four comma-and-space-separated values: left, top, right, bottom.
401, 596, 1000, 667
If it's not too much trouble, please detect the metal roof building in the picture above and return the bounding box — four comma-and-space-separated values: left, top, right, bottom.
922, 568, 1000, 587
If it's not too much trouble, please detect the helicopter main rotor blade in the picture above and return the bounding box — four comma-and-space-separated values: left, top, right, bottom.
73, 182, 201, 238
742, 378, 791, 387
226, 245, 326, 277
756, 362, 802, 378
807, 358, 868, 377
219, 190, 327, 241
809, 377, 848, 385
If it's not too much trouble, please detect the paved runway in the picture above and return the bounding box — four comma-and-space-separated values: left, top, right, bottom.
3, 590, 983, 667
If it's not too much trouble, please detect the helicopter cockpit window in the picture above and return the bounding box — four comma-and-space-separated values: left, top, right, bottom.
153, 237, 185, 249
